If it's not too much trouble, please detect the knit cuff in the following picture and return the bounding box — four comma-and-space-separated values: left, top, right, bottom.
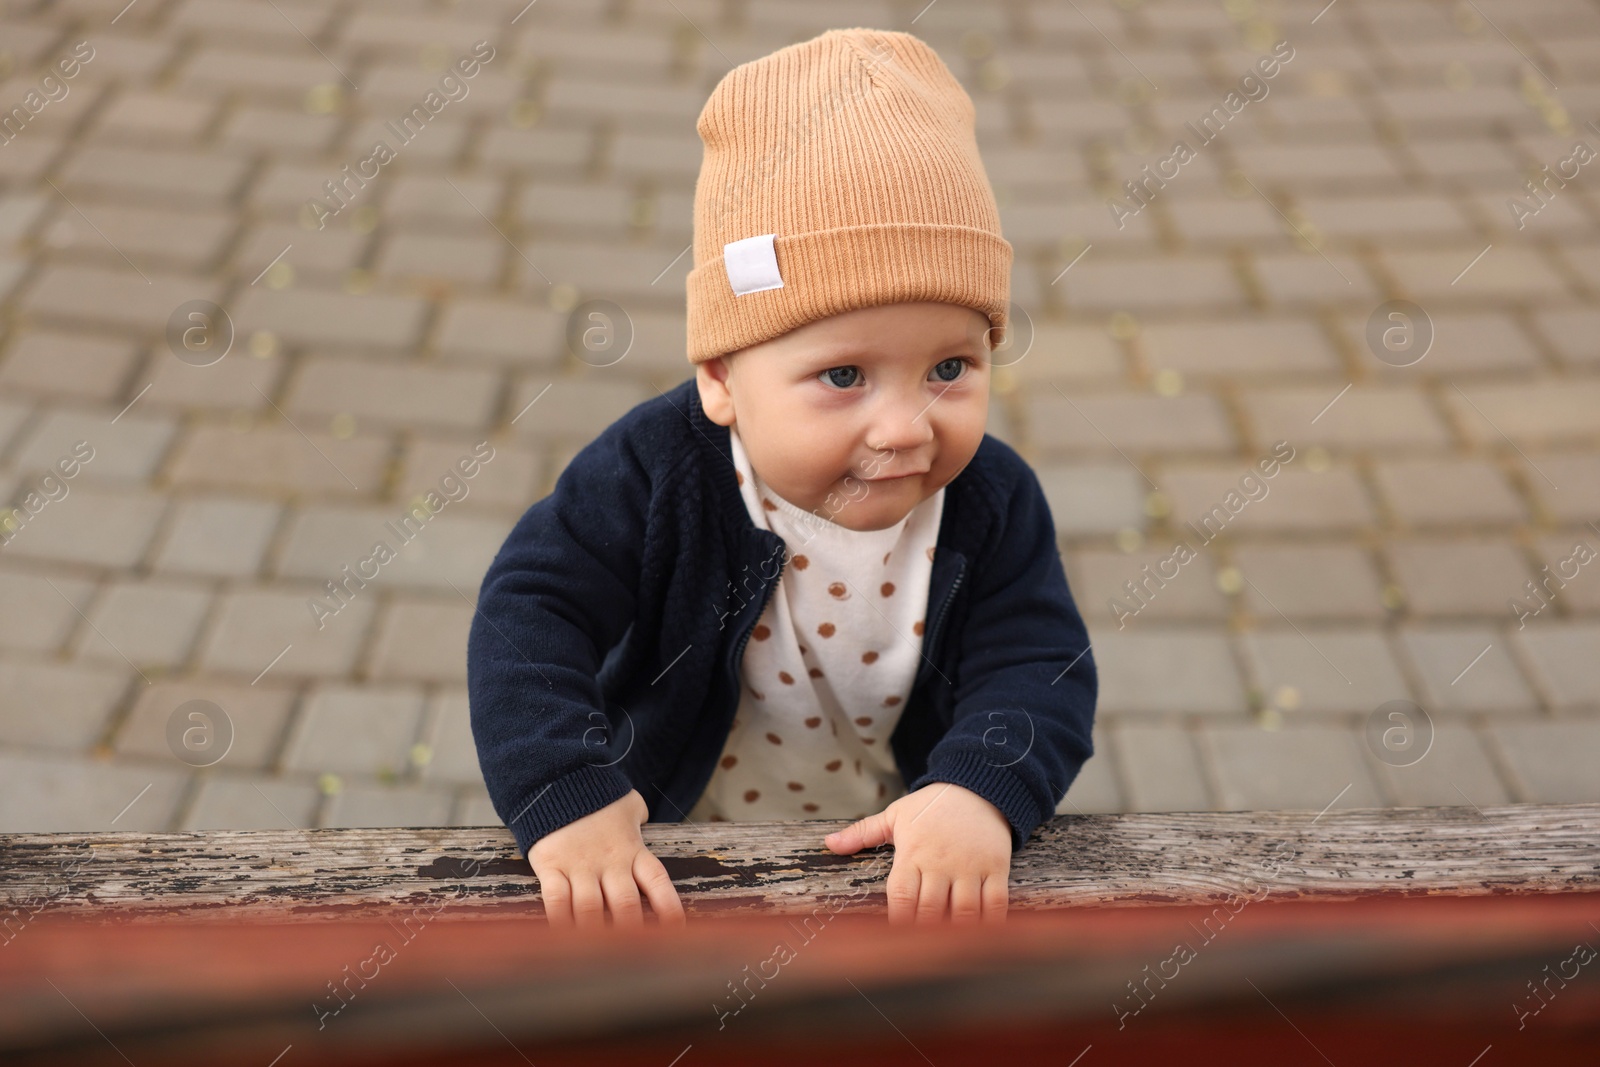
908, 748, 1051, 853
504, 763, 636, 859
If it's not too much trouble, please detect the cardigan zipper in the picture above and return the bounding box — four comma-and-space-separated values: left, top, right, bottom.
725, 566, 781, 707
918, 558, 966, 686
682, 567, 781, 817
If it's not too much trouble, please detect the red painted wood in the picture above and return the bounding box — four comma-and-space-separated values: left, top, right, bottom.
3, 891, 1597, 1064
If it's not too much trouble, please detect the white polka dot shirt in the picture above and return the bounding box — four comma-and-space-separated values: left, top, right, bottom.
687, 424, 946, 822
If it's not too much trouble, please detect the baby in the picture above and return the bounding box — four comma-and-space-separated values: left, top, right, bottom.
467, 27, 1097, 929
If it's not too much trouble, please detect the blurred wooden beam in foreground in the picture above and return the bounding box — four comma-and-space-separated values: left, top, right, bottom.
1, 893, 1597, 1064
2, 804, 1597, 1063
3, 803, 1598, 923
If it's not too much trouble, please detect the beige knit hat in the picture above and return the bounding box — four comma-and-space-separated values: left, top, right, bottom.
685, 27, 1012, 365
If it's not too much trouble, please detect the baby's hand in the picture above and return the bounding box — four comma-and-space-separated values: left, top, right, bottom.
823, 783, 1012, 924
527, 788, 687, 930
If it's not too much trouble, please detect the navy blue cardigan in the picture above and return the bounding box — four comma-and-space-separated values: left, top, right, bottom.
467, 377, 1097, 857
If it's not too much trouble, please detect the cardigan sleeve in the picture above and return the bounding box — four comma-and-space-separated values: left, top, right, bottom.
466, 423, 654, 857
905, 453, 1098, 852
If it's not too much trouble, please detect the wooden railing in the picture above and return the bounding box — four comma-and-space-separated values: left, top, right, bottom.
3, 803, 1597, 922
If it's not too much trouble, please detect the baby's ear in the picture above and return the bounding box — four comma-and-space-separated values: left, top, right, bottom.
695, 357, 736, 426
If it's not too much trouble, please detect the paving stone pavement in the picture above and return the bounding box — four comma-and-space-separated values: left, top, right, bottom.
0, 0, 1596, 836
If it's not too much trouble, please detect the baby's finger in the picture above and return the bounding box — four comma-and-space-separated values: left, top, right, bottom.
914, 872, 950, 926
885, 861, 922, 926
981, 872, 1008, 923
825, 810, 893, 854
600, 866, 645, 929
949, 877, 983, 925
569, 873, 608, 930
536, 867, 573, 929
634, 850, 687, 927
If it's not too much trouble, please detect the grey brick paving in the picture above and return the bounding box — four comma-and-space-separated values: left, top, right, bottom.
13, 408, 177, 484
1487, 721, 1600, 804
1201, 724, 1388, 812
1399, 626, 1542, 714
0, 659, 128, 753
1511, 622, 1600, 710
76, 578, 213, 668
0, 569, 96, 652
1092, 630, 1248, 716
151, 496, 282, 578
116, 679, 297, 771
323, 783, 454, 829
1053, 723, 1123, 815
1110, 723, 1212, 813
180, 775, 321, 832
282, 684, 426, 778
1385, 538, 1531, 617
1239, 629, 1414, 715
0, 0, 1596, 830
1372, 458, 1527, 527
418, 689, 481, 785
1372, 724, 1513, 808
0, 751, 188, 832
1231, 544, 1389, 621
369, 600, 475, 684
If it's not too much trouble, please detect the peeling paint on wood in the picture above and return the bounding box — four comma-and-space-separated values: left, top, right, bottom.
1, 803, 1596, 924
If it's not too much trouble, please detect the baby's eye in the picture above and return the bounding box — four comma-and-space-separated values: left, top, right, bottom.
930, 357, 970, 383
820, 366, 862, 389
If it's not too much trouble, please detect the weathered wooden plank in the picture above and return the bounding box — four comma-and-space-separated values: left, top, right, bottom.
2, 803, 1597, 924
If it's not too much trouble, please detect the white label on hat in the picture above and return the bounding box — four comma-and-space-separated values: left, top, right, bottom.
723, 234, 784, 296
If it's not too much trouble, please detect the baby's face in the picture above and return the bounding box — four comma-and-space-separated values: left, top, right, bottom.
696, 301, 993, 532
